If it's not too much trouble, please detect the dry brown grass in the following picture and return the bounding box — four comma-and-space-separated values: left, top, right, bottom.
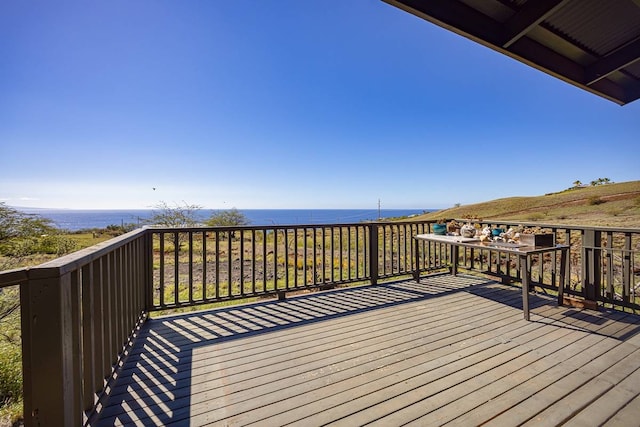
415, 181, 640, 228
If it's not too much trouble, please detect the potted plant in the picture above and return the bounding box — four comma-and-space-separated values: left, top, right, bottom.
432, 219, 447, 235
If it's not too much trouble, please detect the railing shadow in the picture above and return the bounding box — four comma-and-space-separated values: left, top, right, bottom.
463, 280, 640, 341
92, 273, 500, 426
93, 273, 640, 426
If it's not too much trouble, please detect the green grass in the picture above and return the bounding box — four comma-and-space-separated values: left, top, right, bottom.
0, 342, 22, 426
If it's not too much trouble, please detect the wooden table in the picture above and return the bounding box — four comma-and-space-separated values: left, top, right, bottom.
413, 234, 569, 321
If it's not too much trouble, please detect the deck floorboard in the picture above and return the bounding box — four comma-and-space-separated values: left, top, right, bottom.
93, 274, 640, 427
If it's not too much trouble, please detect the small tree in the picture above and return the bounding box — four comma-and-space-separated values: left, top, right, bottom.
147, 201, 202, 227
573, 180, 582, 187
590, 177, 614, 186
146, 201, 203, 251
205, 208, 250, 227
0, 203, 55, 244
0, 202, 77, 258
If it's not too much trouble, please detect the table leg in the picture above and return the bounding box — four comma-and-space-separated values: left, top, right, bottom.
413, 238, 420, 283
451, 245, 459, 276
558, 247, 568, 306
520, 254, 530, 321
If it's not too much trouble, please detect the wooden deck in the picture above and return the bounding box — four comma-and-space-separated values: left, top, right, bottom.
93, 274, 640, 426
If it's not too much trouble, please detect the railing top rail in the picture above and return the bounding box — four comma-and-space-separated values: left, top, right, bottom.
28, 227, 148, 278
0, 267, 29, 289
145, 221, 428, 233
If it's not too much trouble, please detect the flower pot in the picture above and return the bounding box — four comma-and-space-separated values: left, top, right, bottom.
432, 223, 447, 235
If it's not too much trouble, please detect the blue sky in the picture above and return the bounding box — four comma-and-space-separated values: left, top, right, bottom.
1, 1, 638, 210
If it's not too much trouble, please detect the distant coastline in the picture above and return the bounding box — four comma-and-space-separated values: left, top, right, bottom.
16, 208, 434, 231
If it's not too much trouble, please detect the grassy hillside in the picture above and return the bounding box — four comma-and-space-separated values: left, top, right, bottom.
414, 181, 640, 228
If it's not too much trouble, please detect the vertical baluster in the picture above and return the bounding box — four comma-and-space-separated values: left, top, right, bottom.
127, 242, 136, 332
623, 233, 632, 303
202, 231, 207, 301
605, 231, 614, 300
91, 259, 104, 398
113, 248, 122, 354
263, 229, 267, 292
404, 224, 409, 274
388, 225, 393, 276
215, 230, 220, 299
271, 228, 277, 291
227, 230, 232, 297
252, 229, 256, 294
107, 251, 118, 364
67, 268, 85, 416
321, 227, 326, 283
382, 225, 387, 277
284, 228, 289, 290
304, 228, 309, 284
633, 245, 639, 306
338, 226, 342, 281
294, 228, 299, 288
145, 232, 153, 310
313, 227, 317, 284
188, 231, 193, 303
101, 253, 112, 375
347, 226, 352, 280
398, 224, 403, 274
173, 232, 179, 305
240, 229, 245, 295
159, 233, 165, 307
330, 227, 335, 283
355, 226, 360, 278
79, 264, 92, 402
391, 224, 396, 275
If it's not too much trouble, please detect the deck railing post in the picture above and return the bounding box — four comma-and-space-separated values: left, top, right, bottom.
20, 269, 82, 427
144, 229, 154, 311
369, 224, 379, 285
582, 229, 602, 304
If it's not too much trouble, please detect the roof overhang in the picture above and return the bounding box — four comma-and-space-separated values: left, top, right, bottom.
383, 0, 640, 105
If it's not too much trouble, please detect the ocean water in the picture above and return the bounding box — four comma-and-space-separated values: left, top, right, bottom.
18, 208, 433, 231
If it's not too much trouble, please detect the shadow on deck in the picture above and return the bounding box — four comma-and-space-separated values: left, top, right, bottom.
93, 274, 640, 426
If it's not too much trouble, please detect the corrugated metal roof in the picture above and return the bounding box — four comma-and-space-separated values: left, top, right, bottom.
547, 0, 640, 57
383, 0, 640, 105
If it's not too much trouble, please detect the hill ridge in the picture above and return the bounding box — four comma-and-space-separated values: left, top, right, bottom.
416, 181, 640, 228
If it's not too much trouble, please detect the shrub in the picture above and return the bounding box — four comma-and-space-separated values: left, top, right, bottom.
527, 213, 545, 221
588, 196, 605, 205
0, 343, 21, 406
37, 235, 78, 255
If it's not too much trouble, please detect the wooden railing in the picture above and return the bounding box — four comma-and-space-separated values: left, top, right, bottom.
0, 220, 638, 426
0, 229, 150, 427
147, 222, 434, 310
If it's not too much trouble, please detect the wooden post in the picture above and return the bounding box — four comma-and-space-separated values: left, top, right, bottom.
451, 245, 459, 276
558, 246, 569, 306
413, 237, 420, 283
520, 254, 530, 321
144, 230, 154, 311
582, 229, 601, 304
369, 224, 379, 285
21, 268, 82, 427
